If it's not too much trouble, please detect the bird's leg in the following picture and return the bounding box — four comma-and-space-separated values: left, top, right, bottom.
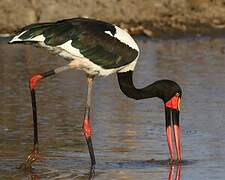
20, 65, 70, 170
165, 108, 175, 163
82, 75, 96, 176
172, 110, 181, 162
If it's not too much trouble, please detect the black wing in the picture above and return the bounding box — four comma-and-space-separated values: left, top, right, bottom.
9, 18, 139, 69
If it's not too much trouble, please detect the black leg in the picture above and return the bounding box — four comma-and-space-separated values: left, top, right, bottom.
20, 65, 70, 170
31, 89, 38, 146
82, 75, 96, 177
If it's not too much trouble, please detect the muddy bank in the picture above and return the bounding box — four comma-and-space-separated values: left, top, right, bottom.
1, 0, 225, 37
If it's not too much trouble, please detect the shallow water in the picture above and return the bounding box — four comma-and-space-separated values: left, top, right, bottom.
1, 36, 225, 179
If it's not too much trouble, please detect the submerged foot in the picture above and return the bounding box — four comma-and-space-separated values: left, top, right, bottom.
89, 164, 95, 180
169, 158, 174, 165
18, 147, 39, 170
169, 158, 182, 165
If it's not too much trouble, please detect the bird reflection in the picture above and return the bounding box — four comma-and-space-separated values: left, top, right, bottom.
168, 164, 181, 180
26, 161, 180, 179
30, 173, 39, 180
27, 168, 94, 180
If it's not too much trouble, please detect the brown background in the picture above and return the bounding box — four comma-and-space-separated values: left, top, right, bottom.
1, 0, 225, 36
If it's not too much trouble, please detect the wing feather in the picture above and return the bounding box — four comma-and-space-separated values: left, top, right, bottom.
9, 18, 139, 69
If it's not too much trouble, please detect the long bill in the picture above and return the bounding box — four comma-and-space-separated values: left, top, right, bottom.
172, 109, 181, 162
165, 95, 181, 162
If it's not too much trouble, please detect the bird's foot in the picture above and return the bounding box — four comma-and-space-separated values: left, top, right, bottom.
18, 147, 39, 170
169, 158, 175, 165
89, 164, 95, 180
177, 158, 182, 164
169, 158, 182, 165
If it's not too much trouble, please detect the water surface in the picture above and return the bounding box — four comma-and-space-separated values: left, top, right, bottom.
1, 36, 225, 179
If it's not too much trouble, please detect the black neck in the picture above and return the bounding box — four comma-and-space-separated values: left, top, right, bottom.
117, 71, 181, 102
117, 71, 160, 100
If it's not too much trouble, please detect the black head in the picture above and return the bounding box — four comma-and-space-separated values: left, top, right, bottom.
117, 71, 182, 103
152, 79, 182, 103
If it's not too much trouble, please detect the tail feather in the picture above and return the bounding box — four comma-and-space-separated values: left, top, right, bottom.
9, 22, 53, 44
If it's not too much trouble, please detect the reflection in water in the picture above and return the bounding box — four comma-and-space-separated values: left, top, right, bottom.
168, 164, 181, 180
27, 161, 181, 180
30, 173, 39, 180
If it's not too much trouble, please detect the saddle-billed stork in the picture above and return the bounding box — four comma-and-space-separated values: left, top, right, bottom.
9, 17, 182, 172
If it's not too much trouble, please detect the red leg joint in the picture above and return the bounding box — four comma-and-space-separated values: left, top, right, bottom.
83, 119, 92, 138
29, 75, 43, 90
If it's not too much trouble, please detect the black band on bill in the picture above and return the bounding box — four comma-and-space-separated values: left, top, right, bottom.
172, 109, 180, 126
165, 107, 172, 128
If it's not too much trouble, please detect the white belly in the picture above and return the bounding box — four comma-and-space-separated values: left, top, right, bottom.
68, 57, 125, 76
